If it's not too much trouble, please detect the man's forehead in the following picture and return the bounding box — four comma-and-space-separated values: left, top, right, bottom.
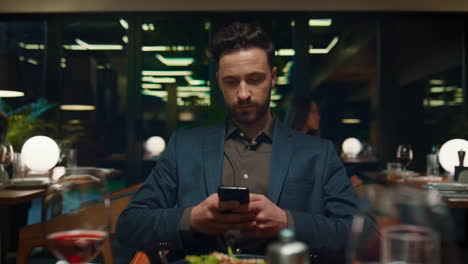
217, 48, 270, 75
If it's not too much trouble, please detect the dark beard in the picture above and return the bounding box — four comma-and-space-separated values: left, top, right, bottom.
229, 96, 270, 125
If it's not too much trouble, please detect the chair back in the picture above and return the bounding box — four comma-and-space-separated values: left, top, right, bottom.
456, 169, 468, 183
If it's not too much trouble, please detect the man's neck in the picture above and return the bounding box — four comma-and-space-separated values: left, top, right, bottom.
236, 111, 272, 140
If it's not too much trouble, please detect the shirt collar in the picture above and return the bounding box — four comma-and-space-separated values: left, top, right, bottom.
225, 113, 275, 141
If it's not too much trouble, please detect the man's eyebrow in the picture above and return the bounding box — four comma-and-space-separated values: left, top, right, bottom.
247, 72, 266, 77
221, 72, 267, 80
221, 75, 238, 80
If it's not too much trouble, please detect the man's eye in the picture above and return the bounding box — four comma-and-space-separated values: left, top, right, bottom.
248, 78, 262, 84
223, 79, 238, 86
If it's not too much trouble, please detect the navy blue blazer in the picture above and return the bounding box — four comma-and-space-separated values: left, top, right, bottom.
117, 120, 359, 254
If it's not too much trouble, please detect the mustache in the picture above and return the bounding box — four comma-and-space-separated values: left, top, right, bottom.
237, 98, 252, 105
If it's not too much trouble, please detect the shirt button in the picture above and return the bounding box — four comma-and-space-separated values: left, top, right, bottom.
243, 174, 249, 179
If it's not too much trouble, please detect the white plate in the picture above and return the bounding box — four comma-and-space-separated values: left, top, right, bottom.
422, 182, 468, 191
67, 167, 115, 175
407, 176, 443, 181
381, 170, 419, 176
440, 192, 468, 198
7, 177, 49, 189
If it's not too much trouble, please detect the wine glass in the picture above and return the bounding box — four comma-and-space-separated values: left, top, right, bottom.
43, 173, 111, 264
397, 144, 413, 178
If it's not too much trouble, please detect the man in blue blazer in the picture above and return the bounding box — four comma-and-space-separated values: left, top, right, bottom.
117, 22, 360, 261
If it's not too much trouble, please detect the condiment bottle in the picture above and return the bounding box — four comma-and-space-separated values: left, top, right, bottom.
266, 229, 309, 264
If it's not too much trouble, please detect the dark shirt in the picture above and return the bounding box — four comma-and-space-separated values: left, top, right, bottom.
222, 117, 274, 196
221, 117, 274, 253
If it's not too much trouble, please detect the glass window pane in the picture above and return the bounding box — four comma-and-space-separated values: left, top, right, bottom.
306, 16, 377, 149
141, 18, 210, 143
0, 20, 47, 152
60, 19, 128, 171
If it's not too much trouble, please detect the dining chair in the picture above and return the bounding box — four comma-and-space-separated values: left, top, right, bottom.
455, 167, 468, 183
131, 251, 152, 264
16, 182, 143, 264
130, 248, 171, 264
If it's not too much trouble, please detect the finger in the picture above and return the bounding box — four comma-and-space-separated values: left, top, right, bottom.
249, 193, 265, 202
214, 212, 256, 224
238, 221, 257, 231
218, 200, 241, 211
204, 194, 221, 210
254, 212, 269, 223
231, 203, 249, 213
229, 222, 255, 230
246, 201, 263, 213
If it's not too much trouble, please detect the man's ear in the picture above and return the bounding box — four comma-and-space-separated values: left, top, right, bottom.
271, 66, 277, 87
216, 71, 225, 95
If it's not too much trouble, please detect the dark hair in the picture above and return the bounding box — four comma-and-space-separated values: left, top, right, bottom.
289, 96, 320, 132
0, 111, 8, 143
208, 22, 275, 68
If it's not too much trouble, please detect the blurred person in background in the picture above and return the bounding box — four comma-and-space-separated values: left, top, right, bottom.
288, 96, 363, 187
290, 96, 321, 137
0, 111, 8, 144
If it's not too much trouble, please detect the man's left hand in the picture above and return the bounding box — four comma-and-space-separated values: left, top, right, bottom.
235, 193, 288, 238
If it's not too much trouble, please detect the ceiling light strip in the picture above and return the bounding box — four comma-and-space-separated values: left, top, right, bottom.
142, 70, 193, 76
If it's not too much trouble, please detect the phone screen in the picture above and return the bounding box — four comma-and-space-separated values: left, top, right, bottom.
217, 186, 249, 204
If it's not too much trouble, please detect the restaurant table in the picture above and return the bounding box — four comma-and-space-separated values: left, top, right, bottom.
0, 185, 46, 264
342, 157, 380, 172
362, 171, 468, 208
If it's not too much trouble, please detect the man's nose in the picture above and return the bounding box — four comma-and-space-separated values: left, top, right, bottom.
237, 82, 251, 102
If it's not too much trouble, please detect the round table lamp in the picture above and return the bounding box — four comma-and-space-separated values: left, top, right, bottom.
342, 137, 362, 158
21, 135, 60, 174
144, 136, 166, 157
438, 138, 468, 175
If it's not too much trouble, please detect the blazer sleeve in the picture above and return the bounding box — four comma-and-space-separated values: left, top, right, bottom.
116, 131, 186, 250
289, 140, 359, 252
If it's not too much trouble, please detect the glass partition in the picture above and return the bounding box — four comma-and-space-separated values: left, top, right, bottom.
140, 17, 211, 142
0, 20, 47, 152
59, 18, 128, 171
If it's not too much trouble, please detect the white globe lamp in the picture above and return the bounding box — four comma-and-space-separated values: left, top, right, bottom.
21, 136, 60, 174
438, 138, 468, 176
342, 137, 362, 159
144, 136, 166, 157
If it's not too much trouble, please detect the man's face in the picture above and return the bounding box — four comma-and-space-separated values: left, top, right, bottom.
216, 47, 277, 126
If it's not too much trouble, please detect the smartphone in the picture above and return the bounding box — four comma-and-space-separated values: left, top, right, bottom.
217, 186, 250, 204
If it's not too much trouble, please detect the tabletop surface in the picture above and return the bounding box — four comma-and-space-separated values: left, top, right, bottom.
363, 171, 468, 208
0, 185, 46, 205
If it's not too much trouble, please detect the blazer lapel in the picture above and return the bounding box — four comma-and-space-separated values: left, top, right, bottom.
202, 122, 226, 196
268, 120, 293, 204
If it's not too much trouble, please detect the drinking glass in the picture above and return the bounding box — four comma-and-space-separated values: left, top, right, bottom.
426, 153, 439, 176
346, 185, 462, 264
43, 173, 110, 264
381, 225, 439, 264
0, 141, 13, 184
397, 144, 413, 178
67, 148, 78, 168
12, 152, 28, 179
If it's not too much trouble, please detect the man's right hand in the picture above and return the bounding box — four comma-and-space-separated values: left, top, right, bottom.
190, 193, 254, 235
